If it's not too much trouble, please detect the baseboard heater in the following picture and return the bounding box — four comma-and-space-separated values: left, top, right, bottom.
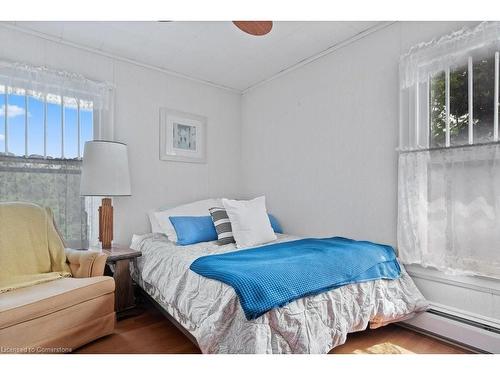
398, 309, 500, 353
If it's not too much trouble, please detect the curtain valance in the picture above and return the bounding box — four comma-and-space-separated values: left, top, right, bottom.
0, 60, 113, 110
400, 22, 500, 90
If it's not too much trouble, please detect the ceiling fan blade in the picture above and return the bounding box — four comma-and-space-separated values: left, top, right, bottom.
233, 21, 273, 36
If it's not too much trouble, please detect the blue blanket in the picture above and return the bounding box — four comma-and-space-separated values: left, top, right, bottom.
190, 237, 401, 320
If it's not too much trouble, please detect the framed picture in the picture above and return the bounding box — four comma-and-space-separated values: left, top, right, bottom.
159, 107, 207, 163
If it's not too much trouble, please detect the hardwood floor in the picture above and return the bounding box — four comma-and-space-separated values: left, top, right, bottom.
329, 325, 470, 354
76, 302, 200, 354
75, 300, 471, 354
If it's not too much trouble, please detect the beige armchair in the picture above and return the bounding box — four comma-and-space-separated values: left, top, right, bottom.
0, 202, 116, 352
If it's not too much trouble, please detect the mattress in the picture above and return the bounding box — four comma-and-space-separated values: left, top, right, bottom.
130, 233, 429, 354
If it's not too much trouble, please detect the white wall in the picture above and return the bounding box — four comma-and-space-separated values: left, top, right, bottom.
0, 25, 242, 244
241, 21, 500, 325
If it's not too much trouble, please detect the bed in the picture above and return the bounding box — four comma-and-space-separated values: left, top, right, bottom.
130, 232, 428, 354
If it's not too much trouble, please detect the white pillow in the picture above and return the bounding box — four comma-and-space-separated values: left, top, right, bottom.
148, 203, 177, 233
222, 196, 277, 248
148, 209, 163, 233
153, 198, 221, 242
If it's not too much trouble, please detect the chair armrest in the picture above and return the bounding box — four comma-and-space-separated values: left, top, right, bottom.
65, 249, 108, 278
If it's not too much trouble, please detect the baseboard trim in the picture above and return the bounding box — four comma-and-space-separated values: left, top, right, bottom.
428, 309, 500, 334
400, 311, 500, 353
397, 321, 485, 354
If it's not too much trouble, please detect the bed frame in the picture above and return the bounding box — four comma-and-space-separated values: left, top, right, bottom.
136, 286, 200, 348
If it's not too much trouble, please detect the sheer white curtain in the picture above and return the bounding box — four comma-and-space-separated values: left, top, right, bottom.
398, 22, 500, 279
0, 157, 88, 248
398, 144, 500, 278
0, 61, 112, 110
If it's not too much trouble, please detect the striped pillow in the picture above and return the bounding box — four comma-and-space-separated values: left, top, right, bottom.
209, 207, 235, 245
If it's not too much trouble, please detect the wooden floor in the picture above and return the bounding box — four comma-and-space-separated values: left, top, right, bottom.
76, 300, 470, 354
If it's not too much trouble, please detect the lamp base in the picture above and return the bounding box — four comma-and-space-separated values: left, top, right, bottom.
98, 198, 113, 249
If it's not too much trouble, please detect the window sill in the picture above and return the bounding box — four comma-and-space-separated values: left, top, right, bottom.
405, 263, 500, 295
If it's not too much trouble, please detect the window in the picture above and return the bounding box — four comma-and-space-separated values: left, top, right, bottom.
1, 86, 93, 158
398, 22, 500, 279
428, 51, 499, 148
0, 61, 111, 247
429, 71, 446, 147
0, 85, 96, 248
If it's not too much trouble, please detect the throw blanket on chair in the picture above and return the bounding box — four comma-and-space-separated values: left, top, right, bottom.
190, 237, 401, 320
0, 202, 71, 293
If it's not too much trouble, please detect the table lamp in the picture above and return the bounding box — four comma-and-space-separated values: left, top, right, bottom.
80, 140, 131, 249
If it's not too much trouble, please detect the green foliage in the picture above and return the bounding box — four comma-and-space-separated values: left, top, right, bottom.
430, 55, 496, 146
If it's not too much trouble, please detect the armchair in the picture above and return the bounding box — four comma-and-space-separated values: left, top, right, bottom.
0, 202, 116, 352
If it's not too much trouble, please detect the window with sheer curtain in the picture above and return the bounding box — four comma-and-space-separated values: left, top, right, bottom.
398, 22, 500, 279
0, 61, 112, 248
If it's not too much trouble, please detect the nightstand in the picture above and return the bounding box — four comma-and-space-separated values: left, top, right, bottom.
89, 244, 142, 318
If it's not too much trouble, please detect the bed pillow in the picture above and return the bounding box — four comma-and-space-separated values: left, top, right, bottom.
148, 210, 163, 233
268, 214, 283, 234
209, 207, 235, 245
169, 216, 218, 246
153, 198, 221, 242
222, 196, 277, 248
209, 208, 283, 245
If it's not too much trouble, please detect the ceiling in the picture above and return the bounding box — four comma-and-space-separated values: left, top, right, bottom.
10, 21, 382, 92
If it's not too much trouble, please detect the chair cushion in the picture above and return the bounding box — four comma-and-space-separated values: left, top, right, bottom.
0, 276, 115, 330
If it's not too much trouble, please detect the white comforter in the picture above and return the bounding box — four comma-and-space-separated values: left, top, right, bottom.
130, 233, 428, 354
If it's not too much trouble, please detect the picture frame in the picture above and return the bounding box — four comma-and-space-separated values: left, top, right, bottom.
159, 107, 207, 163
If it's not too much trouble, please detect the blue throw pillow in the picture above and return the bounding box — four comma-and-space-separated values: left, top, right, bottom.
169, 216, 218, 246
268, 214, 283, 234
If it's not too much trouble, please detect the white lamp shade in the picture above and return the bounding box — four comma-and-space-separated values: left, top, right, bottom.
80, 141, 131, 196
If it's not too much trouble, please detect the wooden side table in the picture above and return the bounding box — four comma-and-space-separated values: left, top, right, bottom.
89, 244, 142, 318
